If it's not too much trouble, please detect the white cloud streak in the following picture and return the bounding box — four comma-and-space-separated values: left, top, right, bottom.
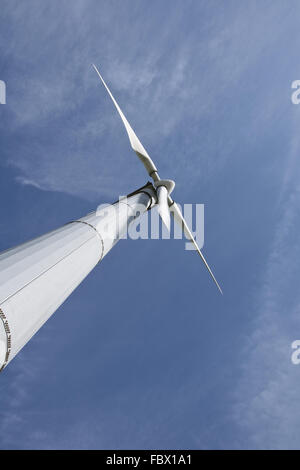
232, 119, 300, 449
1, 1, 292, 200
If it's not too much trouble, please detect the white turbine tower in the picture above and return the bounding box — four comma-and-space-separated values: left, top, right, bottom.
0, 66, 222, 373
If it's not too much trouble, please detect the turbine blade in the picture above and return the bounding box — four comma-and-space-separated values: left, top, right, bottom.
92, 64, 158, 176
171, 202, 223, 294
157, 186, 171, 231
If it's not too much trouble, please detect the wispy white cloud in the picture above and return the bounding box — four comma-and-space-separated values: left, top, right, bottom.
231, 120, 300, 449
15, 176, 45, 191
0, 344, 46, 448
2, 1, 292, 200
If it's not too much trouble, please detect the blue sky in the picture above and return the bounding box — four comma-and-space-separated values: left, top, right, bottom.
1, 0, 300, 449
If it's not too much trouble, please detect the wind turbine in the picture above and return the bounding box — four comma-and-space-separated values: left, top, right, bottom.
0, 66, 221, 373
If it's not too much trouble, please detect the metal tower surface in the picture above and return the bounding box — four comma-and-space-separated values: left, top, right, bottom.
0, 188, 155, 371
